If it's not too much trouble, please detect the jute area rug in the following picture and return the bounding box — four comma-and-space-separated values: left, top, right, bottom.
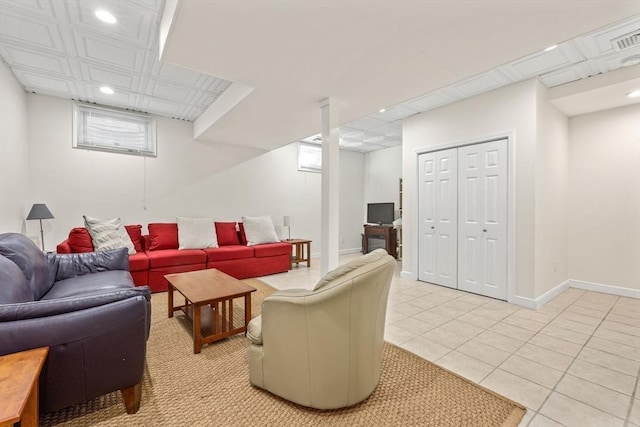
42, 278, 525, 427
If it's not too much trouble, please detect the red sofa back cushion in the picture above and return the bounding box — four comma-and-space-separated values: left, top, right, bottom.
124, 224, 144, 252
215, 222, 240, 246
148, 223, 179, 251
238, 223, 247, 246
68, 227, 94, 253
68, 225, 144, 253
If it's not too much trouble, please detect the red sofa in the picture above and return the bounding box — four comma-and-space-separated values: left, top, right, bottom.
56, 222, 292, 292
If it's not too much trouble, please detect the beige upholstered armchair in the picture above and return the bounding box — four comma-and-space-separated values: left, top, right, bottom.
247, 249, 395, 409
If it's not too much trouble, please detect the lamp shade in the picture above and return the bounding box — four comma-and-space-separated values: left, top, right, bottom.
283, 216, 294, 227
26, 204, 54, 220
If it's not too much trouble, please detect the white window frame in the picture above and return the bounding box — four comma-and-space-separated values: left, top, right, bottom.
73, 104, 157, 157
298, 142, 322, 173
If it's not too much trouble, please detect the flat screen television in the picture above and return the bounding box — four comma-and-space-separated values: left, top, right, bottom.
367, 202, 395, 225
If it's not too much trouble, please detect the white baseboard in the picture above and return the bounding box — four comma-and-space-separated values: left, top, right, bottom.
400, 271, 416, 280
510, 280, 571, 309
507, 295, 538, 309
310, 248, 361, 259
510, 279, 639, 309
569, 279, 640, 299
339, 247, 362, 255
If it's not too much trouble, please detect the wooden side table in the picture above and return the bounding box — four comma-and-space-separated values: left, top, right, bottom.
284, 239, 311, 268
0, 347, 49, 427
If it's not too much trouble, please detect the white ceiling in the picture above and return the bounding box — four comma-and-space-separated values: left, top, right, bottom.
162, 1, 640, 152
1, 1, 639, 153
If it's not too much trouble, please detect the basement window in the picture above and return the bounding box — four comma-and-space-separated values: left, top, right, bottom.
298, 142, 322, 173
73, 104, 157, 157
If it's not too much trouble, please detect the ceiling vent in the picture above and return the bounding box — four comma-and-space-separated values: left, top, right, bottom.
612, 30, 640, 51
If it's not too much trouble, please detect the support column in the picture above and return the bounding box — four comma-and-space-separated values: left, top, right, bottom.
320, 98, 340, 276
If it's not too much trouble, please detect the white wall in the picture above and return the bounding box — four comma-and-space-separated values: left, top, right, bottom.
568, 104, 640, 291
364, 145, 402, 220
403, 79, 538, 300
535, 83, 569, 297
0, 61, 30, 236
26, 94, 365, 253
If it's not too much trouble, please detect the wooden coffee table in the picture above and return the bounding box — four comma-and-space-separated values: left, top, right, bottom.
166, 269, 256, 354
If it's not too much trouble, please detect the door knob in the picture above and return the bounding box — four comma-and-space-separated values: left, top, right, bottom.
431, 226, 435, 229
483, 229, 487, 232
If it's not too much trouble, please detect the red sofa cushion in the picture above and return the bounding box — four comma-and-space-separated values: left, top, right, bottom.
148, 223, 178, 251
238, 223, 247, 245
202, 245, 254, 262
68, 225, 144, 253
68, 227, 94, 253
124, 224, 144, 252
128, 252, 149, 271
215, 222, 240, 246
146, 249, 206, 268
253, 242, 292, 258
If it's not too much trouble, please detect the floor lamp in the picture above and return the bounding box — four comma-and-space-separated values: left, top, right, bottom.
26, 204, 54, 251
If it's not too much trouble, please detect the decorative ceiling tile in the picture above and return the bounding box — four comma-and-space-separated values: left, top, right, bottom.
367, 121, 402, 138
0, 44, 71, 75
153, 61, 203, 86
339, 127, 364, 139
141, 96, 186, 117
79, 62, 137, 90
15, 69, 76, 93
363, 135, 385, 144
73, 30, 144, 71
0, 0, 57, 19
408, 91, 458, 113
66, 0, 156, 48
145, 79, 196, 104
87, 86, 135, 105
538, 62, 592, 88
208, 77, 232, 94
500, 42, 585, 80
347, 116, 387, 131
448, 69, 513, 98
0, 11, 65, 53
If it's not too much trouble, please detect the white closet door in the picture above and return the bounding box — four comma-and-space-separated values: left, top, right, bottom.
418, 149, 457, 288
457, 139, 508, 299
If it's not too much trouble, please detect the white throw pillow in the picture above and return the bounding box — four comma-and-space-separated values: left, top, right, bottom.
177, 217, 218, 249
83, 215, 136, 255
241, 215, 279, 246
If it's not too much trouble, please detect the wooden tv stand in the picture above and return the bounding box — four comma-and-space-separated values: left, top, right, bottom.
362, 225, 397, 259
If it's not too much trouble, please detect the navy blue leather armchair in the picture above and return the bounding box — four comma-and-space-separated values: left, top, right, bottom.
0, 232, 151, 414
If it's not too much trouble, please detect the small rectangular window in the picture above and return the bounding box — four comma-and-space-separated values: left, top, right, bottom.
298, 142, 322, 173
73, 104, 157, 157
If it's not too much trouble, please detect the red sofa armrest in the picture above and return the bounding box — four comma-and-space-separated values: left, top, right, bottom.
57, 239, 71, 254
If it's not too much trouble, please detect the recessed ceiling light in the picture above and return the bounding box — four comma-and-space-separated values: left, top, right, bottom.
100, 86, 115, 95
627, 90, 640, 98
544, 45, 558, 52
95, 10, 116, 24
379, 108, 386, 113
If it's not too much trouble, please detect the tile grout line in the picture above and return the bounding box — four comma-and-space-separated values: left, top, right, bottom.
623, 322, 640, 427
525, 294, 626, 427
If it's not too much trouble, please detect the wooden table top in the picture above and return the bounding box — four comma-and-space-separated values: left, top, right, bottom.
165, 269, 256, 304
0, 347, 49, 425
283, 238, 311, 244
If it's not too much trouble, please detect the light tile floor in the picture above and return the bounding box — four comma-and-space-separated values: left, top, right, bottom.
260, 254, 640, 427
